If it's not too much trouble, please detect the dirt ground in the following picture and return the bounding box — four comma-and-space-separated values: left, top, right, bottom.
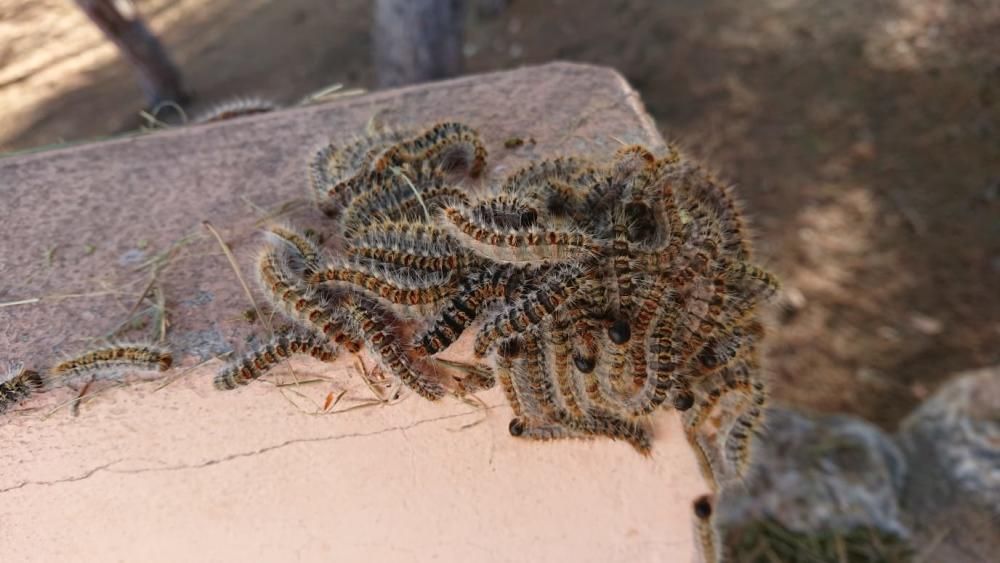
2, 0, 998, 428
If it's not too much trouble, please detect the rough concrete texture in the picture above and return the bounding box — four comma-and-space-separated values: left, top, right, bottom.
0, 63, 705, 562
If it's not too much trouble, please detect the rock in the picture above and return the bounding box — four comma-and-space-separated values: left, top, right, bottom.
714, 368, 1000, 561
897, 366, 1000, 563
715, 406, 912, 559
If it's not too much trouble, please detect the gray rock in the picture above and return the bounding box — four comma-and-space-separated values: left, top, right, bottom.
717, 406, 909, 537
897, 366, 1000, 563
710, 368, 1000, 561
714, 406, 913, 561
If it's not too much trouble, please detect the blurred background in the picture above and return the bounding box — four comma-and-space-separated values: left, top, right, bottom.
2, 0, 998, 558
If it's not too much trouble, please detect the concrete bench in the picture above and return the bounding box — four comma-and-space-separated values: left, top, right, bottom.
1, 62, 705, 562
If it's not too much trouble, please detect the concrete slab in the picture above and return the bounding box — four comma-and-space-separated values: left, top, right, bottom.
0, 62, 704, 562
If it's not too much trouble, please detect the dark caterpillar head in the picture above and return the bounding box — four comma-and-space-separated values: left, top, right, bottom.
692, 495, 713, 520
672, 390, 695, 411
508, 418, 526, 436
608, 318, 632, 345
573, 353, 596, 374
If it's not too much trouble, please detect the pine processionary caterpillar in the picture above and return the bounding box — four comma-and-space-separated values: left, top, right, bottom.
439, 204, 604, 264
340, 295, 446, 401
193, 97, 280, 124
255, 246, 361, 352
543, 312, 587, 420
372, 122, 487, 177
692, 494, 720, 563
214, 332, 339, 390
310, 129, 412, 214
50, 344, 172, 379
0, 363, 45, 414
347, 220, 474, 274
308, 258, 457, 309
472, 265, 580, 357
339, 161, 448, 232
720, 356, 767, 479
415, 264, 533, 356
264, 224, 323, 274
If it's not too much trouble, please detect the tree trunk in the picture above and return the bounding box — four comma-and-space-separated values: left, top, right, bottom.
373, 0, 464, 89
75, 0, 188, 107
476, 0, 509, 18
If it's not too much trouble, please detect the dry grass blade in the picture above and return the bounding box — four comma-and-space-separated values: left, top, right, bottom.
449, 393, 491, 432
273, 377, 331, 387
153, 284, 168, 342
276, 383, 326, 413
298, 82, 344, 105
142, 100, 188, 128
299, 83, 366, 105
353, 355, 396, 403
328, 399, 385, 415
240, 195, 269, 216
154, 353, 229, 392
70, 376, 95, 417
107, 268, 160, 338
2, 290, 147, 311
390, 166, 431, 222
913, 526, 950, 563
0, 298, 41, 308
834, 534, 848, 563
251, 198, 309, 226
132, 231, 201, 272
42, 381, 126, 419
202, 220, 270, 333
324, 389, 347, 411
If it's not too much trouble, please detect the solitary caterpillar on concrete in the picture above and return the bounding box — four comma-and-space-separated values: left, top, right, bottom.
50, 343, 172, 380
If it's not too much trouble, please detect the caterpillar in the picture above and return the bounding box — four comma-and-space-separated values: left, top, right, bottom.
215, 332, 339, 390
0, 363, 46, 414
50, 344, 172, 379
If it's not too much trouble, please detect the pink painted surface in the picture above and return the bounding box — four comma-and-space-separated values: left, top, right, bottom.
1, 63, 705, 562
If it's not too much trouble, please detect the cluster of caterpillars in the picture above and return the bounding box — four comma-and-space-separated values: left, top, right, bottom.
215, 119, 779, 484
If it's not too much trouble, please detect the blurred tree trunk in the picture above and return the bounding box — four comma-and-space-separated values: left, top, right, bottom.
476, 0, 509, 18
373, 0, 464, 88
75, 0, 188, 107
